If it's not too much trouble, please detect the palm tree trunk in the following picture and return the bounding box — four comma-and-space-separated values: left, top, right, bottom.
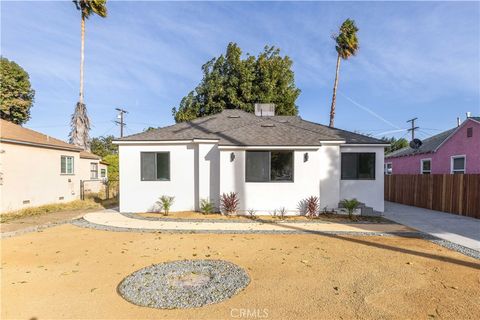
329, 54, 341, 128
79, 13, 85, 104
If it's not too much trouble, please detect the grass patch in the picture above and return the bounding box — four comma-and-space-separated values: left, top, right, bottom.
0, 199, 104, 223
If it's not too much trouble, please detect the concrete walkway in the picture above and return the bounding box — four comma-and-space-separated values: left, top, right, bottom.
82, 210, 412, 234
384, 202, 480, 251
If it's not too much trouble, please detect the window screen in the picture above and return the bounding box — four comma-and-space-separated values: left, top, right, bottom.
61, 156, 74, 174
341, 153, 376, 180
246, 151, 294, 182
452, 157, 465, 173
246, 151, 270, 182
141, 152, 170, 181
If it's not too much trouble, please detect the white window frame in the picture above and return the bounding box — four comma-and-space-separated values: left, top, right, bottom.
420, 158, 432, 174
61, 155, 74, 175
90, 162, 99, 179
450, 155, 466, 174
384, 162, 393, 175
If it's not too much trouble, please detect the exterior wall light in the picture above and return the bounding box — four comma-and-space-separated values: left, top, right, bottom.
230, 152, 235, 162
304, 153, 309, 162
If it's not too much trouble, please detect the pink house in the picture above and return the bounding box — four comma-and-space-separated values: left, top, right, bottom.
385, 117, 480, 175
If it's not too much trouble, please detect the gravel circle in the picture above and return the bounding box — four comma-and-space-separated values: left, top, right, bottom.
117, 259, 250, 309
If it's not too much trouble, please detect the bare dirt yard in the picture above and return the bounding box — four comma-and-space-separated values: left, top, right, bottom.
1, 224, 479, 320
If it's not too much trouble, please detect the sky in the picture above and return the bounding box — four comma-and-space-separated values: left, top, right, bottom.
1, 0, 479, 142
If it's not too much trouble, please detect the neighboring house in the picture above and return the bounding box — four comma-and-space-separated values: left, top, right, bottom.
0, 119, 107, 213
79, 151, 108, 194
114, 106, 388, 214
385, 117, 480, 175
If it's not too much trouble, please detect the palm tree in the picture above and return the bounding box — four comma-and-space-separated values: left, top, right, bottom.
329, 19, 359, 128
70, 0, 107, 150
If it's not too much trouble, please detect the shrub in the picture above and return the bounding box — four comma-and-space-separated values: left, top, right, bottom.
278, 207, 287, 220
200, 198, 215, 214
340, 198, 360, 219
305, 196, 319, 218
247, 209, 256, 219
158, 195, 175, 216
220, 192, 239, 215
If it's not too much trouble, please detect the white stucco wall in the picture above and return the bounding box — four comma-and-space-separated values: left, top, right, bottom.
117, 142, 385, 214
78, 158, 108, 193
118, 143, 196, 212
339, 146, 385, 212
0, 142, 80, 213
219, 148, 321, 214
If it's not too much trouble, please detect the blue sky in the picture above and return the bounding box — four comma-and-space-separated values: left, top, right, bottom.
2, 1, 479, 141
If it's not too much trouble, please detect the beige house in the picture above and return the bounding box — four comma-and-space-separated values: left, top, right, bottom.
0, 119, 107, 213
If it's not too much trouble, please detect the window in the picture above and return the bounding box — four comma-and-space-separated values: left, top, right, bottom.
141, 152, 170, 181
100, 168, 106, 178
90, 163, 98, 179
467, 127, 473, 138
246, 151, 293, 182
341, 153, 376, 180
384, 163, 392, 175
451, 156, 465, 174
421, 159, 431, 174
61, 156, 74, 174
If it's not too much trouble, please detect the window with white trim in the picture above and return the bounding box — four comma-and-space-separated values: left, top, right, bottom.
141, 152, 170, 181
451, 156, 465, 174
100, 168, 106, 178
61, 156, 74, 174
421, 159, 431, 174
341, 153, 376, 180
90, 162, 99, 179
384, 163, 392, 175
246, 151, 294, 182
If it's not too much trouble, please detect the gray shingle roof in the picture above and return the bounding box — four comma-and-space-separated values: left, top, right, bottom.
119, 109, 386, 146
386, 128, 456, 158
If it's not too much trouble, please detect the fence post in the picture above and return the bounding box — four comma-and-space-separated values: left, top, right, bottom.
80, 180, 84, 200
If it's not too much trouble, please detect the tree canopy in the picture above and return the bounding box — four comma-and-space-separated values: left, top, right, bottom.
90, 135, 118, 158
172, 43, 301, 122
382, 136, 409, 154
0, 57, 35, 125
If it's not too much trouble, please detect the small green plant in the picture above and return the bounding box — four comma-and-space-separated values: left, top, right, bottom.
220, 192, 239, 215
158, 195, 175, 216
200, 198, 214, 214
340, 198, 360, 219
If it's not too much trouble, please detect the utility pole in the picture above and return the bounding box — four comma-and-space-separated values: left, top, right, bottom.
115, 108, 128, 138
406, 117, 419, 141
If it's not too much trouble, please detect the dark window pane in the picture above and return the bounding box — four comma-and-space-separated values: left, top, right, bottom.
467, 127, 473, 138
453, 157, 465, 170
341, 153, 358, 179
61, 156, 66, 174
422, 160, 431, 171
358, 153, 375, 179
271, 151, 293, 181
141, 153, 156, 181
246, 151, 269, 182
156, 153, 170, 180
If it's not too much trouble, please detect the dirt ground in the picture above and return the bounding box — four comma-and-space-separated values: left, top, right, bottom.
140, 211, 386, 223
1, 224, 479, 320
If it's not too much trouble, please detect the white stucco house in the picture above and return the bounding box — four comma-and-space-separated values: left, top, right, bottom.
0, 119, 108, 213
115, 105, 388, 215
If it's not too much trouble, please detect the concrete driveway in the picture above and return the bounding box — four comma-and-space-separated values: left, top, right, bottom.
384, 201, 480, 251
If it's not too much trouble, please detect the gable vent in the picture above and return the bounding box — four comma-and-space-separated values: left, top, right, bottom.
261, 123, 276, 128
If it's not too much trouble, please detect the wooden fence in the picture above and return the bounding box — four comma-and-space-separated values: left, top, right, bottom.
384, 174, 480, 219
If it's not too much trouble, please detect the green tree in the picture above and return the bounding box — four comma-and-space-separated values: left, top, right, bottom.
382, 136, 409, 154
172, 43, 300, 122
103, 154, 118, 180
70, 0, 108, 150
0, 57, 35, 124
329, 19, 359, 127
90, 135, 117, 158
